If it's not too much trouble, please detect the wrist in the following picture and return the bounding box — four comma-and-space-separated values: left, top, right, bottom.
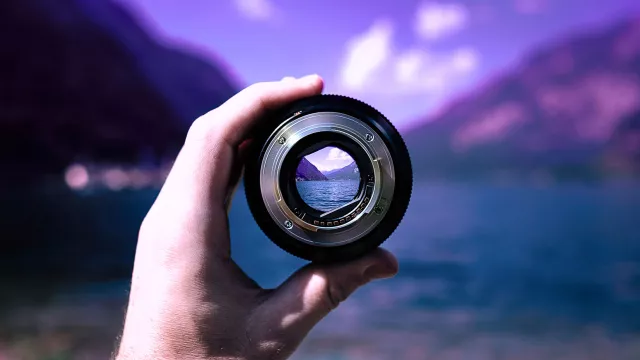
115, 328, 244, 360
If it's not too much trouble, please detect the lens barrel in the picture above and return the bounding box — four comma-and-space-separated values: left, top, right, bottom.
244, 95, 412, 263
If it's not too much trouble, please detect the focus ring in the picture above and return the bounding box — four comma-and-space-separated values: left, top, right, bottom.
244, 95, 413, 263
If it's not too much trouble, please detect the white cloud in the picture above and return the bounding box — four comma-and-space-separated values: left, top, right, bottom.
339, 42, 479, 97
451, 47, 479, 72
393, 50, 447, 93
415, 2, 468, 40
340, 20, 394, 91
338, 11, 480, 102
394, 47, 478, 94
326, 148, 352, 161
234, 0, 277, 21
395, 49, 426, 84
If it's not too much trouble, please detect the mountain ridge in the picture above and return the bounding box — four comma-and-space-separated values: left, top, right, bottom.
322, 161, 360, 180
0, 0, 240, 278
404, 15, 640, 180
0, 0, 239, 186
72, 0, 240, 123
295, 158, 328, 181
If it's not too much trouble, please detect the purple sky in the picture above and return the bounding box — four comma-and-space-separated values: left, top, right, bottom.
117, 0, 639, 130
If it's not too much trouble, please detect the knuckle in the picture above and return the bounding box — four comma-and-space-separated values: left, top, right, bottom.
323, 274, 369, 311
245, 81, 272, 94
137, 212, 156, 240
186, 111, 225, 145
242, 82, 276, 108
187, 113, 214, 140
240, 82, 269, 102
325, 281, 349, 310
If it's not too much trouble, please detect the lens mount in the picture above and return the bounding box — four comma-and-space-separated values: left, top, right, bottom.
244, 95, 412, 263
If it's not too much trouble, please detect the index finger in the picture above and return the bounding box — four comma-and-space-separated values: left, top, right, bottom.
187, 74, 324, 148
159, 75, 324, 210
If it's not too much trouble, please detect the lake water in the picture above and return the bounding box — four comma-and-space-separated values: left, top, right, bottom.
296, 180, 359, 211
2, 181, 640, 359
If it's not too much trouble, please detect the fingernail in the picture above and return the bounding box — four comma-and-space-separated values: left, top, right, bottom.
364, 253, 399, 280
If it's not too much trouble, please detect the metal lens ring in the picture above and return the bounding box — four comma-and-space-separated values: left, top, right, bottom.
261, 112, 394, 245
244, 95, 412, 263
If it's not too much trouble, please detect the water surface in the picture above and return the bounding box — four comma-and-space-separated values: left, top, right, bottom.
296, 180, 359, 211
2, 181, 640, 359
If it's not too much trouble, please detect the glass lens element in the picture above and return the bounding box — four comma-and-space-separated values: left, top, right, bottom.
295, 146, 360, 212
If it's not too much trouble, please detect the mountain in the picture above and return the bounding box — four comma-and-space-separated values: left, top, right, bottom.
0, 0, 239, 279
405, 16, 640, 180
296, 158, 328, 181
71, 0, 239, 123
0, 0, 238, 186
602, 109, 640, 173
323, 161, 360, 180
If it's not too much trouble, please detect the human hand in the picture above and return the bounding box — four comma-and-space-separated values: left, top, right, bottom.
115, 75, 399, 360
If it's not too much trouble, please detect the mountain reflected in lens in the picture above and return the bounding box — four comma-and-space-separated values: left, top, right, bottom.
295, 146, 360, 212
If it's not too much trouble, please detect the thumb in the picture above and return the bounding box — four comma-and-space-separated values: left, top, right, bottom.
255, 249, 398, 342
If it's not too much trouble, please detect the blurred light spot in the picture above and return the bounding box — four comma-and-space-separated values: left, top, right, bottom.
64, 164, 89, 190
129, 169, 151, 189
103, 168, 129, 191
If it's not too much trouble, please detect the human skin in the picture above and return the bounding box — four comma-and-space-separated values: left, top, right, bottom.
114, 75, 399, 360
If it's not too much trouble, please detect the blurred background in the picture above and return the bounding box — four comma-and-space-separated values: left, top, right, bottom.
2, 0, 640, 359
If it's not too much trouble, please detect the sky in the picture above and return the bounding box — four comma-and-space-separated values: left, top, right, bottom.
116, 0, 640, 130
304, 146, 355, 172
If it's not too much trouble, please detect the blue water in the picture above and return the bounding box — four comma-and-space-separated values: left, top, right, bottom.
296, 180, 359, 211
232, 182, 640, 319
3, 182, 640, 358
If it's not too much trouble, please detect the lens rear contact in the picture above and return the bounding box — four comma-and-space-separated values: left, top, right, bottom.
244, 95, 412, 263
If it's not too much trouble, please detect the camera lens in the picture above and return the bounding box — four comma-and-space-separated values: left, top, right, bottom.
295, 145, 361, 212
244, 95, 412, 263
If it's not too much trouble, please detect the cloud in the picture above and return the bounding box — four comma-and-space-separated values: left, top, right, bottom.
451, 47, 479, 72
326, 148, 353, 161
339, 29, 479, 97
415, 2, 468, 40
395, 47, 479, 93
234, 0, 277, 21
338, 4, 479, 101
395, 49, 425, 84
340, 20, 394, 91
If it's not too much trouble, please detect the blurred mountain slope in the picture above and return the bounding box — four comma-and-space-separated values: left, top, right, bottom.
74, 0, 239, 123
0, 0, 238, 185
406, 16, 640, 180
0, 0, 239, 278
